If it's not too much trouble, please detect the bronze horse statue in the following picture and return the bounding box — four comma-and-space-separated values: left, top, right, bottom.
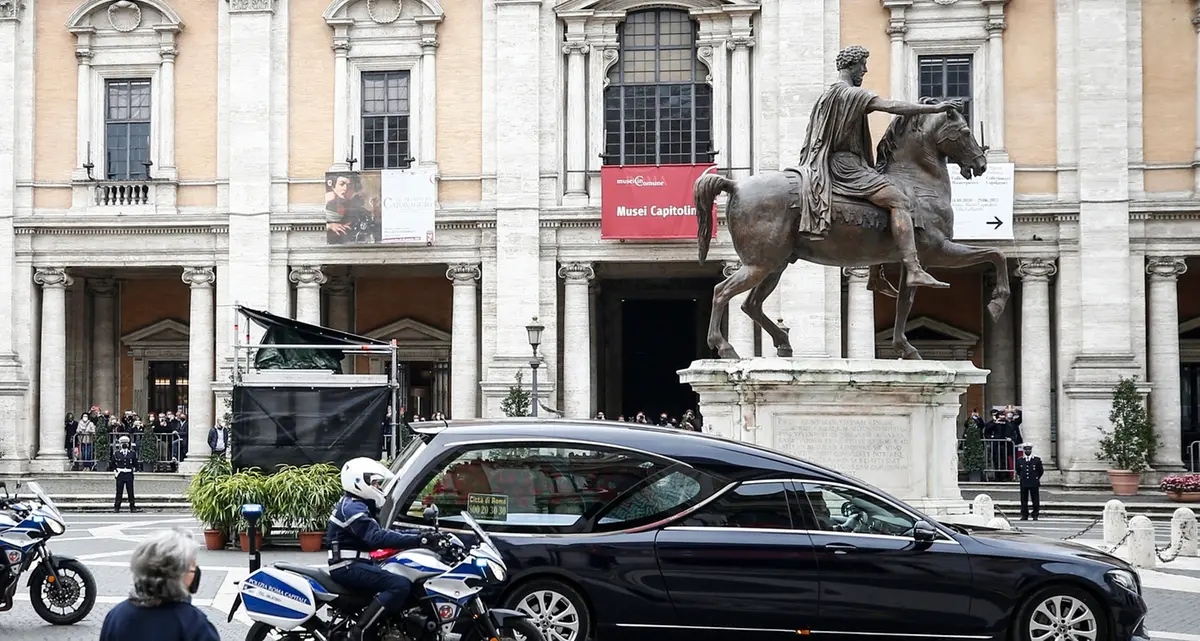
693, 102, 1008, 360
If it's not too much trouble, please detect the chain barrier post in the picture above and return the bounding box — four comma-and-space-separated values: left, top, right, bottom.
1170, 507, 1198, 558
987, 517, 1011, 530
1127, 515, 1157, 568
1103, 500, 1128, 547
972, 494, 995, 521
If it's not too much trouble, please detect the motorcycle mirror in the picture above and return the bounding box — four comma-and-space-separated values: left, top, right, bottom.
423, 505, 440, 527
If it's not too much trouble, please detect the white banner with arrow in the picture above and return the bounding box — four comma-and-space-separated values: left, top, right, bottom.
949, 162, 1014, 241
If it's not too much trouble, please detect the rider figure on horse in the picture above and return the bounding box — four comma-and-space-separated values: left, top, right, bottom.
793, 44, 966, 290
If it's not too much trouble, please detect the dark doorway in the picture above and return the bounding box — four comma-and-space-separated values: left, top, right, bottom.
598, 274, 718, 421
621, 299, 698, 420
148, 361, 189, 415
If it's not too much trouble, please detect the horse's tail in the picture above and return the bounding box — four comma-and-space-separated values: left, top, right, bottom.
694, 173, 737, 265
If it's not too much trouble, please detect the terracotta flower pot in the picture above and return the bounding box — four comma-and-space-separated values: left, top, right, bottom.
299, 531, 325, 553
1165, 491, 1200, 503
203, 530, 227, 551
239, 531, 264, 553
1107, 470, 1141, 496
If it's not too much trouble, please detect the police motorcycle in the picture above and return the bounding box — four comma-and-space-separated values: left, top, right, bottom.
231, 505, 544, 641
0, 480, 97, 624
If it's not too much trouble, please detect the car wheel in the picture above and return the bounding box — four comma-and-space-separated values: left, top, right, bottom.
505, 579, 591, 641
1015, 585, 1107, 641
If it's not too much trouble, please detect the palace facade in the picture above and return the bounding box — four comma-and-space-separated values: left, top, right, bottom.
1, 0, 1199, 483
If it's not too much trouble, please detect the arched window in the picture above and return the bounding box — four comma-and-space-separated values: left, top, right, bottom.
603, 9, 712, 166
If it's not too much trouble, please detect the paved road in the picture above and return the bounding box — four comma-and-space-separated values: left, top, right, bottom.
1, 512, 1197, 640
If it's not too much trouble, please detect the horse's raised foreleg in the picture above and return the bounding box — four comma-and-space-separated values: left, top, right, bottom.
741, 268, 793, 357
868, 264, 900, 299
924, 240, 1011, 320
892, 265, 921, 360
708, 262, 771, 359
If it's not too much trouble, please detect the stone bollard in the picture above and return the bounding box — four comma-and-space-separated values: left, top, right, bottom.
973, 494, 995, 521
987, 517, 1011, 530
1171, 507, 1198, 557
1103, 499, 1128, 547
1127, 515, 1157, 569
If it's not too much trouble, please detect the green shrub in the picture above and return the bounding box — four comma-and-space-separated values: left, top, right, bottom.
1096, 376, 1158, 474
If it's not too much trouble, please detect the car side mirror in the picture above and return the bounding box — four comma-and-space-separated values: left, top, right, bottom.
913, 520, 938, 543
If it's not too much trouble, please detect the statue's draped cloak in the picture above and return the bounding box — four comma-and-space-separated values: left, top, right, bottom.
792, 81, 890, 236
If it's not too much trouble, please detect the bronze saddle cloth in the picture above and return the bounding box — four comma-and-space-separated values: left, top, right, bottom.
782, 168, 921, 233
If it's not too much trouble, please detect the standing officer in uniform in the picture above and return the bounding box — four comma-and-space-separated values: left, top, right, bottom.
328, 457, 429, 641
1016, 443, 1044, 521
111, 435, 142, 513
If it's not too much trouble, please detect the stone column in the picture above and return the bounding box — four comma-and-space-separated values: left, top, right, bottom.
331, 38, 350, 170
984, 271, 1017, 408
885, 10, 907, 100
844, 267, 875, 359
182, 267, 215, 470
290, 265, 326, 326
562, 39, 590, 201
447, 263, 481, 419
326, 276, 354, 372
984, 13, 1007, 159
34, 268, 72, 468
158, 43, 178, 178
88, 278, 118, 412
1147, 256, 1187, 469
723, 262, 755, 359
419, 34, 438, 166
73, 48, 92, 180
560, 262, 594, 418
1017, 258, 1056, 462
728, 36, 754, 179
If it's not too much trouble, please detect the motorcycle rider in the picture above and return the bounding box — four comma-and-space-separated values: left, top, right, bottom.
327, 457, 425, 641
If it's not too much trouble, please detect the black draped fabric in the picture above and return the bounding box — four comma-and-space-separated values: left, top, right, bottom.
238, 306, 387, 372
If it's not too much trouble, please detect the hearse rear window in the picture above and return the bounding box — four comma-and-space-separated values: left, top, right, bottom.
397, 443, 676, 533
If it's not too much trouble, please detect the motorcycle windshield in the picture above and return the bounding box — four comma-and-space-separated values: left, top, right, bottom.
459, 510, 498, 554
26, 482, 62, 519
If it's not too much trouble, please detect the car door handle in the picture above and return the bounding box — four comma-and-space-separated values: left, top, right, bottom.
824, 542, 857, 554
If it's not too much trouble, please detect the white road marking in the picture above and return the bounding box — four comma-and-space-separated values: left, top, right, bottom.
1139, 569, 1200, 592
1152, 632, 1200, 641
13, 593, 215, 607
75, 550, 136, 561
211, 567, 253, 626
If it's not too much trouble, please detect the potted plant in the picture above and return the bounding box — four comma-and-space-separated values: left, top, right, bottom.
296, 464, 341, 553
1095, 376, 1158, 496
501, 371, 531, 417
1160, 474, 1200, 502
216, 467, 271, 552
961, 422, 986, 483
187, 455, 233, 550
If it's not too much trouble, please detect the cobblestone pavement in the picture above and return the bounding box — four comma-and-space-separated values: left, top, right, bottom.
3, 511, 1198, 640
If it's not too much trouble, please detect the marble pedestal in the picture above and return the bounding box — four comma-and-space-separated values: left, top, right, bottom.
678, 358, 989, 516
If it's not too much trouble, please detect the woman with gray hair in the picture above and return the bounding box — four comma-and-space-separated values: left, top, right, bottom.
99, 528, 220, 641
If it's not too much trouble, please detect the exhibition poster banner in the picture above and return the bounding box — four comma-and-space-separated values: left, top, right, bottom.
949, 162, 1015, 241
600, 164, 718, 240
324, 167, 437, 245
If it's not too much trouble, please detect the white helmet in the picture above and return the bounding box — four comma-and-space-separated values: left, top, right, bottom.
340, 457, 395, 509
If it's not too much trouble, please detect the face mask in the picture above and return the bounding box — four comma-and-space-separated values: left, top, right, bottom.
188, 566, 202, 594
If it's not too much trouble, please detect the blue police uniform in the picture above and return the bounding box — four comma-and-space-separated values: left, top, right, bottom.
1016, 448, 1044, 520
326, 494, 423, 612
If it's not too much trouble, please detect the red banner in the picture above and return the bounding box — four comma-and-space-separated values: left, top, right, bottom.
601, 164, 718, 240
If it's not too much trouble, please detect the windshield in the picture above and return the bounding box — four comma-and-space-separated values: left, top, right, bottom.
27, 482, 61, 517
459, 510, 497, 551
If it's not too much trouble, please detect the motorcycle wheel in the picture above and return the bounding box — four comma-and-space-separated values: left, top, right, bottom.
28, 558, 97, 625
464, 618, 546, 641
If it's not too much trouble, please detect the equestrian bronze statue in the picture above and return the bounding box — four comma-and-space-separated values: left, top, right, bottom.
694, 45, 1008, 361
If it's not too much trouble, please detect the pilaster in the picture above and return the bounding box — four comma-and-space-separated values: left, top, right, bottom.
727, 32, 754, 179
562, 31, 589, 204
843, 267, 875, 359
560, 262, 594, 418
983, 0, 1009, 161
87, 278, 118, 413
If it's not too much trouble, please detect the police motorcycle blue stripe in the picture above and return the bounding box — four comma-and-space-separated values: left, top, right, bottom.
242, 593, 310, 621
240, 570, 315, 620
389, 557, 446, 573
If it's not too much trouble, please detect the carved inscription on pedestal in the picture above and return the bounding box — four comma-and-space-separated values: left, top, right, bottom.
773, 415, 911, 487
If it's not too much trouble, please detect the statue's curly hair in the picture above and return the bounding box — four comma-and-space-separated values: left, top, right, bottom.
836, 45, 870, 71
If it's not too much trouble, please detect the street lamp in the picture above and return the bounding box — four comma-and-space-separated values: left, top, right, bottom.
526, 316, 544, 418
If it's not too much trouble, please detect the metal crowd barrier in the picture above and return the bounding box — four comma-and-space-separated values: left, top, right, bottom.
70, 431, 184, 472
1188, 440, 1200, 472
956, 437, 1018, 479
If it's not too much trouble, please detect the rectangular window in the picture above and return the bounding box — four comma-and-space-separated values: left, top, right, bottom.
603, 10, 713, 166
361, 71, 412, 171
678, 481, 794, 529
104, 79, 152, 181
918, 55, 972, 126
796, 483, 917, 537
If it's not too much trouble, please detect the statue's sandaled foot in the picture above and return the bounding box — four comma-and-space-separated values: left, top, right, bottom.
904, 267, 950, 289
